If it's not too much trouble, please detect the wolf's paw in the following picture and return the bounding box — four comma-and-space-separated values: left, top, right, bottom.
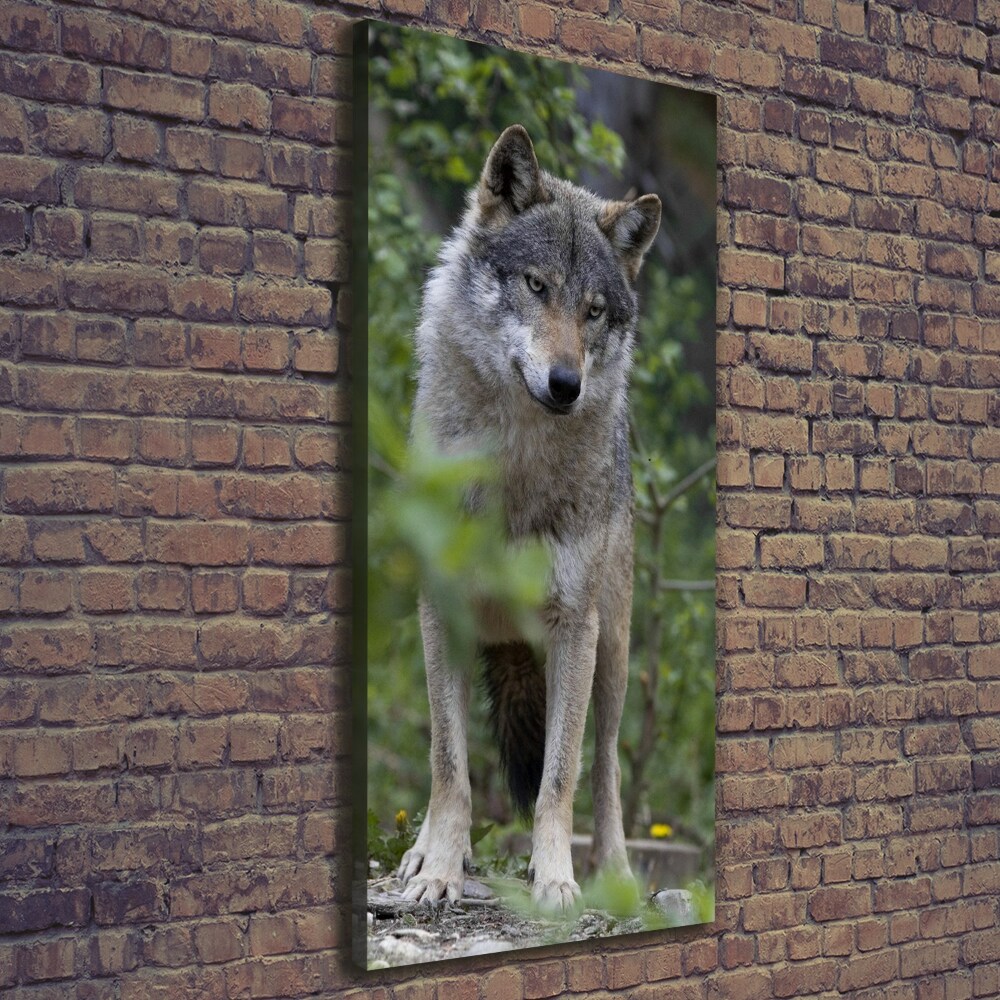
397, 846, 425, 884
401, 868, 465, 905
531, 877, 582, 914
398, 844, 468, 904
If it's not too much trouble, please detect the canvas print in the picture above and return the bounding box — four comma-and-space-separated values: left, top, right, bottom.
354, 20, 717, 968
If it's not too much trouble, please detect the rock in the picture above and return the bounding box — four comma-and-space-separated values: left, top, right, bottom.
461, 938, 514, 956
373, 936, 427, 966
463, 878, 495, 900
367, 881, 496, 919
650, 888, 696, 925
390, 928, 438, 942
368, 891, 420, 918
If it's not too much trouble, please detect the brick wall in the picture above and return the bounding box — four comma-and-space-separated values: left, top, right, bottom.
1, 0, 998, 998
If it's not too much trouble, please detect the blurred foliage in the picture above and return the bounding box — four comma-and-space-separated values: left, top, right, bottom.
365, 24, 716, 888
369, 404, 549, 672
366, 807, 416, 874
618, 266, 717, 845
491, 869, 713, 934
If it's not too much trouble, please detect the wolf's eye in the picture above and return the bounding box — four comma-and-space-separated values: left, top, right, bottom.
526, 274, 544, 293
589, 302, 605, 319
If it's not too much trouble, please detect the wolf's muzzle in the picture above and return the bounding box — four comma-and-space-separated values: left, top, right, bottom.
548, 365, 581, 407
512, 358, 577, 415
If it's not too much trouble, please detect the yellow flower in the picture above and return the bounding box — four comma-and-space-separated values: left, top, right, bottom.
395, 809, 408, 832
650, 823, 673, 839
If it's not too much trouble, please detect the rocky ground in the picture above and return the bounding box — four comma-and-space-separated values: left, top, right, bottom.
364, 877, 694, 968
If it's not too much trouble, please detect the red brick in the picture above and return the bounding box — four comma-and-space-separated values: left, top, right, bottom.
18, 414, 74, 458
796, 181, 852, 224
244, 427, 292, 468
0, 204, 26, 252
191, 422, 239, 465
519, 5, 556, 40
188, 178, 287, 229
113, 115, 161, 163
136, 569, 186, 611
271, 95, 336, 145
720, 249, 786, 290
139, 418, 188, 465
178, 719, 228, 767
61, 8, 167, 67
744, 574, 807, 608
303, 239, 348, 282
170, 32, 213, 78
293, 429, 341, 470
293, 331, 337, 374
242, 328, 289, 372
218, 40, 312, 93
0, 154, 59, 203
236, 281, 331, 326
6, 463, 115, 513
266, 141, 312, 190
644, 29, 712, 75
786, 61, 851, 106
561, 16, 636, 61
728, 172, 794, 216
105, 68, 204, 121
13, 732, 71, 777
607, 951, 644, 990
80, 569, 133, 613
217, 134, 264, 180
252, 231, 298, 276
742, 893, 806, 931
0, 51, 101, 104
147, 521, 249, 566
208, 82, 270, 131
197, 227, 249, 276
20, 936, 76, 981
0, 257, 60, 307
163, 126, 215, 173
292, 195, 342, 236
242, 570, 289, 614
191, 570, 239, 614
0, 2, 59, 50
809, 884, 871, 920
194, 919, 244, 963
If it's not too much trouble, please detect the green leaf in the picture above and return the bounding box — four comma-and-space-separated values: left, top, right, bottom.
470, 823, 494, 847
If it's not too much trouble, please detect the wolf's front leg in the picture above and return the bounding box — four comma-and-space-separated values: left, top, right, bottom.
591, 530, 634, 881
529, 603, 599, 913
398, 600, 472, 903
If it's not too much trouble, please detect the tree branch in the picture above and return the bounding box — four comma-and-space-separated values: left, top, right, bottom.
657, 456, 716, 512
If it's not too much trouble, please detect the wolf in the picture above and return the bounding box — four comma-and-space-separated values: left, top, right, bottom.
397, 125, 661, 912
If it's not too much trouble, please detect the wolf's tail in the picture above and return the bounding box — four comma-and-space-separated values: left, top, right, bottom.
481, 642, 546, 819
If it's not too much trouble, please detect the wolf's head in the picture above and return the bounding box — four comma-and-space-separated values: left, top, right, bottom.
426, 125, 660, 419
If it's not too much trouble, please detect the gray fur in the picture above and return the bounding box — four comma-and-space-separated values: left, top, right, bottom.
398, 125, 660, 912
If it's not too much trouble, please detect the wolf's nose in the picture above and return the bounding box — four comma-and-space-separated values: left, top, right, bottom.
548, 366, 581, 406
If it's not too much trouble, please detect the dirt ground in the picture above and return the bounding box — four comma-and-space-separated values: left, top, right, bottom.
365, 877, 662, 968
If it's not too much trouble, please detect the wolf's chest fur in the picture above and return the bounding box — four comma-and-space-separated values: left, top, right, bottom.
489, 393, 615, 542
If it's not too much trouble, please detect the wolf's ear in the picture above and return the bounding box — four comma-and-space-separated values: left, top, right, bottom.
598, 194, 661, 282
478, 125, 544, 220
